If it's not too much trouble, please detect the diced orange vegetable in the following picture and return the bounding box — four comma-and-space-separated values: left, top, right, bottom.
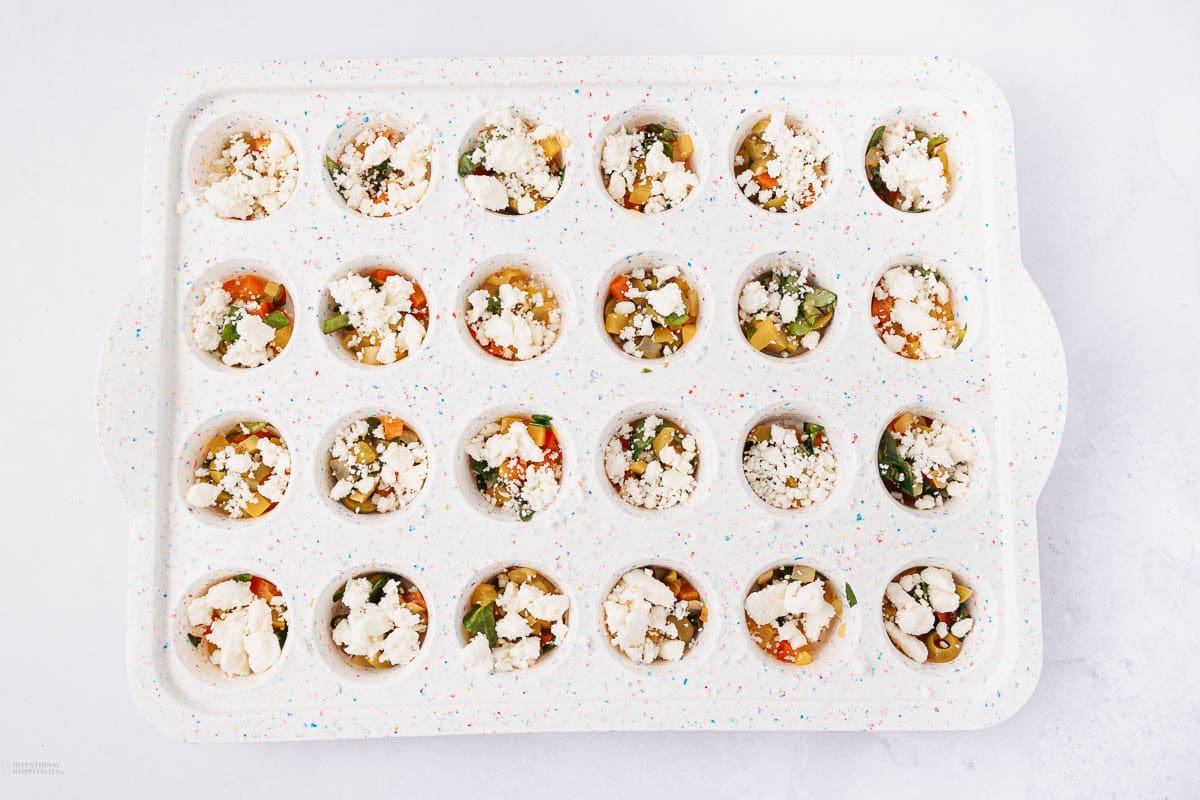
223, 275, 267, 302
249, 576, 278, 601
609, 274, 632, 301
378, 415, 405, 440
774, 640, 797, 663
409, 283, 426, 308
367, 268, 398, 284
755, 173, 779, 190
402, 590, 426, 609
677, 582, 700, 602
871, 295, 894, 322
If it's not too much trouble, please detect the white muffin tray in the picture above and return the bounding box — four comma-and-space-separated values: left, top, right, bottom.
96, 56, 1067, 742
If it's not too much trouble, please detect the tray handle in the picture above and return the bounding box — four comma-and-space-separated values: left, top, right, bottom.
94, 275, 162, 516
1002, 263, 1068, 500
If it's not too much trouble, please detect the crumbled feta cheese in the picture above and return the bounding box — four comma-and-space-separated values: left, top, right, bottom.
327, 418, 428, 514
188, 425, 291, 518
742, 422, 837, 509
331, 576, 426, 667
191, 281, 288, 368
462, 109, 566, 215
736, 114, 830, 213
462, 572, 569, 672
328, 125, 431, 216
327, 271, 426, 364
737, 266, 835, 358
745, 571, 838, 661
876, 120, 949, 212
884, 568, 974, 664
600, 125, 699, 213
466, 419, 561, 519
873, 265, 961, 359
604, 416, 698, 510
186, 578, 286, 677
603, 569, 701, 664
889, 417, 974, 509
465, 273, 560, 361
201, 131, 298, 220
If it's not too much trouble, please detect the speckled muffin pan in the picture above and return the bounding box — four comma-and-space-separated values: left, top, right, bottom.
96, 56, 1067, 741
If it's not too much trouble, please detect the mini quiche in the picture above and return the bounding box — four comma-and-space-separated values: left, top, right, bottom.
871, 264, 964, 359
603, 414, 698, 511
326, 123, 432, 216
459, 109, 568, 215
461, 566, 570, 672
865, 119, 951, 212
186, 574, 288, 677
192, 274, 292, 368
200, 130, 298, 220
738, 264, 836, 357
187, 421, 290, 519
466, 414, 562, 521
734, 114, 831, 212
323, 267, 429, 365
883, 565, 975, 664
878, 411, 974, 510
744, 565, 842, 665
600, 122, 698, 213
603, 567, 706, 664
327, 415, 429, 514
465, 267, 561, 361
603, 263, 699, 359
330, 572, 428, 669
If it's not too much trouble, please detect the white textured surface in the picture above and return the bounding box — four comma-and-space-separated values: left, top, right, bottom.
1, 0, 1197, 797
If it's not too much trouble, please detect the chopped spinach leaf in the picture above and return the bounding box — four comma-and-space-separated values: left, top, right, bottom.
463, 601, 498, 647
486, 294, 502, 314
878, 431, 916, 497
868, 125, 886, 150
845, 583, 858, 608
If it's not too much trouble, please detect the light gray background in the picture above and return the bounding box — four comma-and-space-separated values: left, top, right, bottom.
2, 1, 1197, 797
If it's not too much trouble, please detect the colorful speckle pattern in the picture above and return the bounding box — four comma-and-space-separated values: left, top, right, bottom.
94, 56, 1067, 742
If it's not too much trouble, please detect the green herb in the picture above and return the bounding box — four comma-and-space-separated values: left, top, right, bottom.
332, 586, 345, 604
641, 367, 652, 374
486, 294, 502, 314
275, 628, 288, 648
368, 574, 399, 604
463, 601, 498, 647
629, 422, 655, 461
845, 583, 858, 608
233, 574, 252, 582
926, 134, 948, 156
954, 325, 967, 349
778, 271, 806, 295
457, 151, 479, 177
529, 414, 553, 429
663, 312, 690, 327
868, 125, 886, 150
368, 277, 382, 290
802, 422, 825, 455
515, 497, 535, 522
470, 457, 498, 491
322, 313, 351, 334
187, 634, 202, 647
878, 431, 916, 497
263, 310, 290, 329
220, 320, 239, 342
240, 422, 267, 434
325, 155, 344, 177
364, 160, 393, 192
365, 416, 382, 430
